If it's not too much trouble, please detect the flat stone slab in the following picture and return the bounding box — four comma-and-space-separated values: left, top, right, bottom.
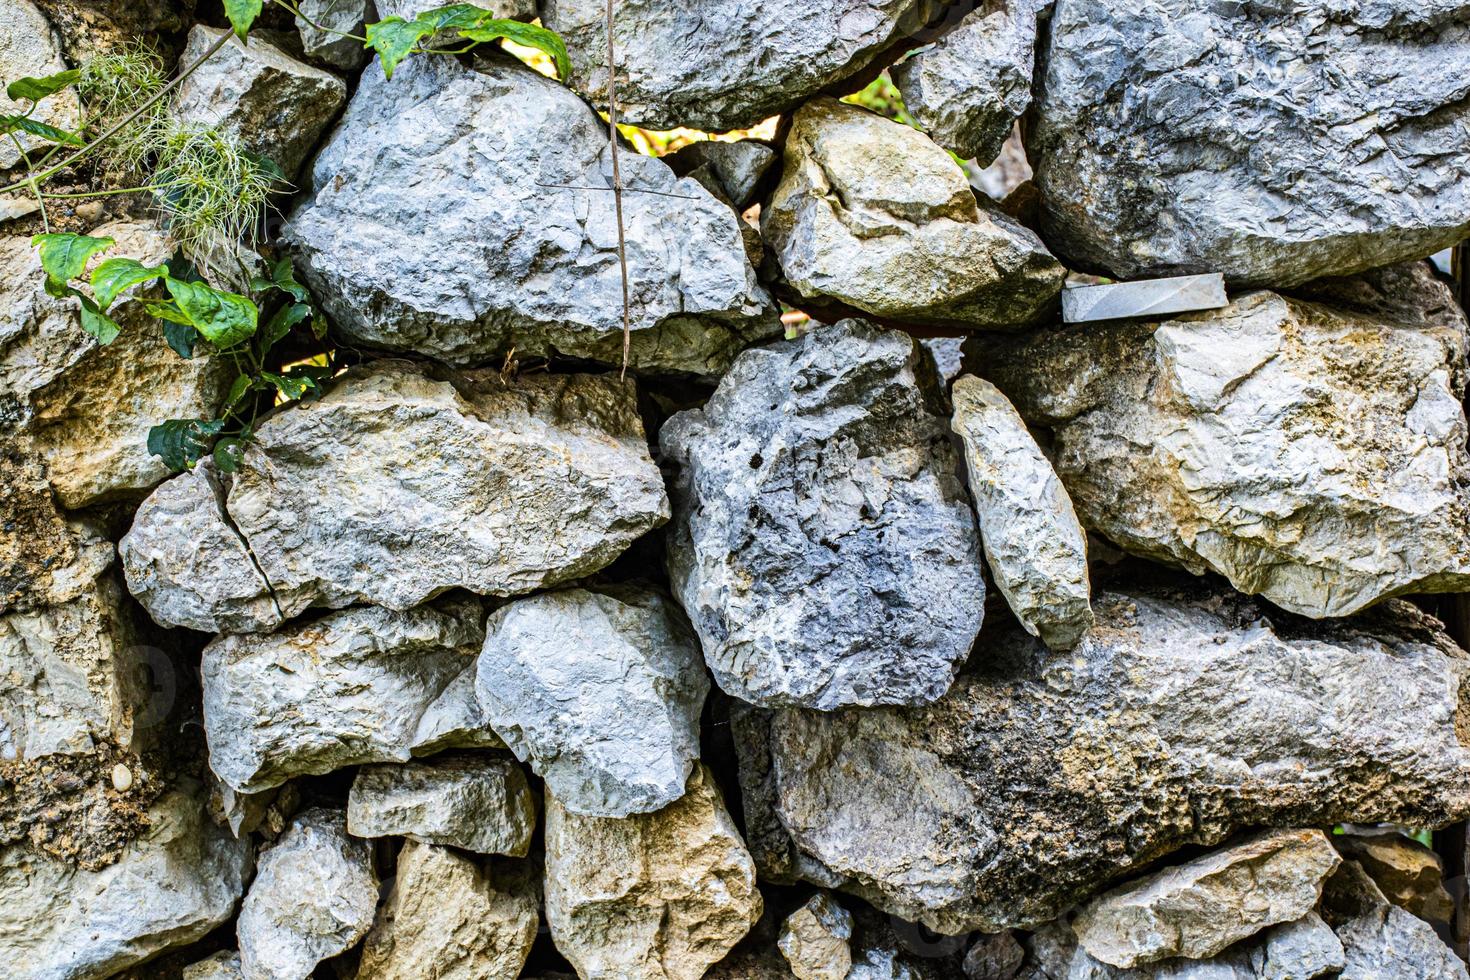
1062, 274, 1227, 323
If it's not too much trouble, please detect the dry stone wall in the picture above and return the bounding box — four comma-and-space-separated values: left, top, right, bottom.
2, 0, 1470, 978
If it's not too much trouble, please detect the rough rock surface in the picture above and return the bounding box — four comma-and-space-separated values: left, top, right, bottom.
356, 841, 538, 980
764, 99, 1063, 330
964, 931, 1024, 980
891, 1, 1037, 163
347, 753, 536, 856
665, 139, 778, 211
476, 586, 707, 818
183, 950, 244, 980
541, 0, 930, 131
545, 764, 762, 980
1331, 830, 1455, 926
0, 451, 112, 615
122, 362, 668, 633
661, 319, 985, 710
285, 54, 777, 376
375, 0, 534, 17
293, 0, 372, 68
2, 223, 230, 508
202, 599, 484, 792
1031, 0, 1470, 286
172, 26, 346, 180
778, 892, 853, 980
0, 0, 79, 169
0, 781, 253, 980
951, 375, 1092, 650
1073, 830, 1341, 968
1335, 903, 1469, 980
237, 808, 378, 980
970, 274, 1470, 618
1063, 912, 1348, 979
734, 584, 1470, 932
410, 664, 507, 756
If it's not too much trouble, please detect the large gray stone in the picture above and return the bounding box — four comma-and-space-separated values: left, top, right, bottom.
1031, 0, 1470, 287
237, 808, 378, 980
1073, 830, 1341, 968
951, 375, 1092, 650
1063, 912, 1348, 979
734, 584, 1470, 933
121, 361, 668, 633
1331, 830, 1455, 926
2, 222, 231, 508
661, 319, 985, 710
475, 586, 708, 818
891, 0, 1037, 163
293, 0, 373, 69
172, 26, 346, 180
0, 0, 79, 169
541, 0, 930, 131
545, 764, 762, 980
664, 139, 778, 211
1061, 275, 1229, 325
409, 663, 507, 756
1335, 904, 1468, 980
202, 599, 484, 793
763, 98, 1064, 331
285, 53, 777, 377
0, 781, 253, 980
347, 753, 536, 856
356, 841, 538, 980
969, 270, 1470, 618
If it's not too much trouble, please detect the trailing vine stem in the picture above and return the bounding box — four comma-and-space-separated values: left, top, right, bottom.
606, 0, 632, 379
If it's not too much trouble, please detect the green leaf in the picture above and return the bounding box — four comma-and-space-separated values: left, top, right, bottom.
31, 233, 114, 284
148, 418, 225, 472
161, 318, 199, 358
364, 17, 433, 79
0, 114, 84, 146
164, 277, 258, 349
459, 19, 572, 80
223, 0, 263, 40
77, 295, 121, 344
262, 302, 310, 353
285, 363, 333, 400
416, 3, 493, 29
6, 69, 80, 103
223, 373, 253, 409
260, 370, 312, 401
213, 437, 245, 473
91, 257, 166, 311
252, 256, 310, 303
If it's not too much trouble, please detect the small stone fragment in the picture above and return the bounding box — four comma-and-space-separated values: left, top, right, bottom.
356, 841, 538, 980
475, 586, 708, 818
1073, 829, 1341, 968
664, 140, 778, 211
1335, 903, 1468, 980
172, 26, 346, 179
764, 99, 1064, 330
122, 362, 669, 633
964, 931, 1024, 980
347, 753, 535, 856
293, 0, 372, 68
545, 764, 762, 980
237, 808, 378, 980
410, 664, 507, 756
183, 950, 244, 980
1251, 913, 1345, 980
891, 0, 1037, 163
951, 375, 1092, 649
661, 319, 985, 710
109, 763, 132, 792
778, 892, 853, 980
1061, 275, 1228, 324
0, 0, 79, 168
1065, 911, 1347, 978
0, 781, 253, 979
1331, 830, 1455, 926
202, 599, 484, 792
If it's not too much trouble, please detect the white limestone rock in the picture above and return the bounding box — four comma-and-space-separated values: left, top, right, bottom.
347, 753, 536, 856
779, 892, 854, 980
0, 0, 79, 169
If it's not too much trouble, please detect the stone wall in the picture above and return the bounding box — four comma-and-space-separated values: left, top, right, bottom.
3, 0, 1470, 977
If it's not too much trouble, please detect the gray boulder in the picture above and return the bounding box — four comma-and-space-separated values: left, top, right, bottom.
0, 0, 79, 168
237, 808, 378, 980
285, 53, 777, 376
121, 361, 668, 633
1062, 912, 1348, 979
1073, 830, 1340, 968
734, 584, 1470, 933
969, 270, 1470, 618
891, 0, 1038, 164
347, 753, 536, 856
763, 99, 1064, 331
293, 0, 373, 68
410, 663, 507, 756
172, 26, 346, 180
661, 319, 985, 710
1031, 0, 1470, 286
0, 781, 253, 980
476, 586, 707, 818
664, 139, 778, 211
1336, 904, 1467, 980
202, 599, 484, 793
951, 375, 1091, 650
541, 0, 930, 131
356, 841, 538, 980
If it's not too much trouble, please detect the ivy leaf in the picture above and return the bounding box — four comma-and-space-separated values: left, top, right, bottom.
0, 114, 84, 146
161, 319, 199, 358
76, 294, 122, 344
6, 69, 80, 103
148, 418, 226, 472
223, 373, 253, 409
91, 257, 166, 311
260, 370, 312, 401
251, 256, 310, 303
32, 232, 114, 285
223, 0, 263, 40
416, 3, 493, 30
213, 437, 245, 473
166, 253, 205, 284
364, 17, 433, 79
262, 302, 310, 353
459, 20, 572, 80
164, 278, 259, 349
285, 363, 333, 400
